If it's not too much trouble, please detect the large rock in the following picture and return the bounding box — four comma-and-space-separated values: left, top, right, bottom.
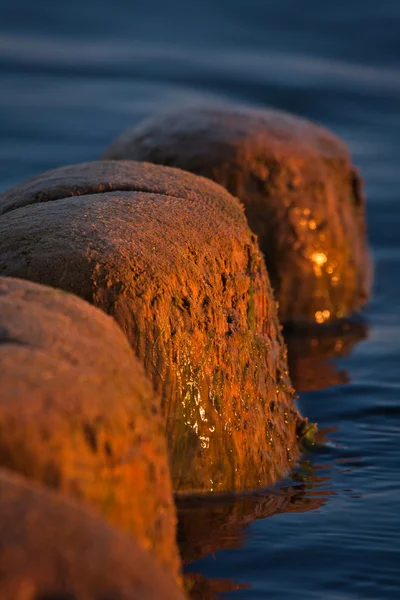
0, 161, 303, 494
103, 106, 372, 324
0, 276, 179, 578
0, 470, 186, 600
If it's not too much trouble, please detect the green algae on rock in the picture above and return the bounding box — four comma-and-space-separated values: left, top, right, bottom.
0, 276, 180, 578
0, 469, 186, 600
103, 106, 372, 324
0, 161, 303, 494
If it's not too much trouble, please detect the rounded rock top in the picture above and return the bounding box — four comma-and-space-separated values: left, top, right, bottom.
0, 161, 303, 494
103, 105, 372, 324
0, 276, 180, 578
0, 469, 186, 600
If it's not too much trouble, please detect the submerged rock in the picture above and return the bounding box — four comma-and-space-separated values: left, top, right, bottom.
103, 106, 372, 324
0, 276, 179, 578
0, 470, 186, 600
0, 161, 303, 493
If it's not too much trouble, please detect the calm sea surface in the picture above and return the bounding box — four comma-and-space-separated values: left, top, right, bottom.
1, 1, 399, 598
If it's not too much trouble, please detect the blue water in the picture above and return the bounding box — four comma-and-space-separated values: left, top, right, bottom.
1, 1, 399, 598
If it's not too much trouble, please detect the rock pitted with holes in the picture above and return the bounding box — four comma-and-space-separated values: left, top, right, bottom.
0, 161, 304, 493
103, 106, 372, 323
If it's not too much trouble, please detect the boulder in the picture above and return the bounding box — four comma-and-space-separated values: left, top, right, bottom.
103, 106, 372, 323
0, 276, 179, 577
0, 469, 186, 600
0, 161, 303, 493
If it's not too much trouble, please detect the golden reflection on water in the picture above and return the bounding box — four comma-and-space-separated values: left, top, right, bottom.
181, 319, 368, 597
184, 573, 249, 600
181, 321, 368, 598
285, 319, 368, 392
180, 459, 334, 599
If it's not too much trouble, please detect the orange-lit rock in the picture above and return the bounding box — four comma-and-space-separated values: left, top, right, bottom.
0, 161, 303, 494
0, 277, 179, 578
0, 470, 186, 600
103, 106, 372, 323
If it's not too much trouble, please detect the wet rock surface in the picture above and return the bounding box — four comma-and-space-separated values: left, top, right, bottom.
0, 161, 302, 494
103, 106, 372, 324
0, 276, 179, 577
0, 469, 186, 600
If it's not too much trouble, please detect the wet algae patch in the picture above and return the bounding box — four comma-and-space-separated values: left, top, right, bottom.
0, 161, 303, 494
103, 105, 372, 324
0, 277, 180, 578
0, 469, 186, 600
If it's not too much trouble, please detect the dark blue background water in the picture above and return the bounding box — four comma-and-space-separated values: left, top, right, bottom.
1, 2, 399, 598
